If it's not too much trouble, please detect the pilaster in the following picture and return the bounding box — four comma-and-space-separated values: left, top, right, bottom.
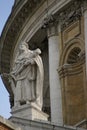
83, 0, 87, 119
83, 1, 87, 77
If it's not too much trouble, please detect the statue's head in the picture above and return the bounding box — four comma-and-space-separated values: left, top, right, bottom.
19, 41, 29, 52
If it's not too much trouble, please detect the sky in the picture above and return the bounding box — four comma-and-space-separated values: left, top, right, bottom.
0, 0, 14, 119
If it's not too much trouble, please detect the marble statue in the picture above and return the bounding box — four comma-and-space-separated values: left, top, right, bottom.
10, 42, 44, 109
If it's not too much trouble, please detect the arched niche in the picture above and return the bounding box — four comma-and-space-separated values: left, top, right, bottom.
28, 37, 50, 118
59, 38, 86, 126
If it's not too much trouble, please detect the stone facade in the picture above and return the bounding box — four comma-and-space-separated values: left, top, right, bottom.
0, 0, 87, 130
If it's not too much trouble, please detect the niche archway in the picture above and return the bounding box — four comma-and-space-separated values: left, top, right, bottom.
59, 38, 86, 126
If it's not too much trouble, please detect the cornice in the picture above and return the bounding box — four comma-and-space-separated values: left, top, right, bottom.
58, 0, 87, 31
42, 0, 85, 31
59, 0, 83, 31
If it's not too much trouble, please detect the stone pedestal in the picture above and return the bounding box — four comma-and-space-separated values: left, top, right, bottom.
11, 103, 48, 121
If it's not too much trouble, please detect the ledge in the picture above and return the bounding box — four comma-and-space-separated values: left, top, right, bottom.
0, 115, 20, 130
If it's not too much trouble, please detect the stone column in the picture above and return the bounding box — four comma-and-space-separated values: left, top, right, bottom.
43, 15, 63, 124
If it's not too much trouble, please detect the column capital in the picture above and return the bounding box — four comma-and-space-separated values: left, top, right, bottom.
82, 0, 87, 12
42, 14, 59, 37
47, 25, 58, 37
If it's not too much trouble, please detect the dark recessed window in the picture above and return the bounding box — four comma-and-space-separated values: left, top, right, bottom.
67, 47, 81, 64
